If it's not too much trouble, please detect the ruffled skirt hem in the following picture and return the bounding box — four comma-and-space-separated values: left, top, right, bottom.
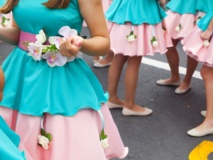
182, 26, 213, 67
109, 22, 173, 56
0, 104, 128, 160
165, 10, 205, 40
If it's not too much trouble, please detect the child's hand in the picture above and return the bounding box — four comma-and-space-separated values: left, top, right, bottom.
59, 36, 83, 57
200, 29, 213, 41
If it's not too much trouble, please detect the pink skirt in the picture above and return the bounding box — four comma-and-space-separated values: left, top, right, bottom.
0, 104, 128, 160
164, 10, 205, 40
109, 22, 173, 56
182, 26, 213, 67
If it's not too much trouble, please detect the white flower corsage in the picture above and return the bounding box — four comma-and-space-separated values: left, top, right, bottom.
127, 26, 137, 42
203, 40, 210, 47
175, 24, 182, 32
38, 128, 52, 150
100, 129, 109, 149
1, 15, 10, 27
126, 30, 137, 42
26, 26, 82, 67
151, 36, 158, 48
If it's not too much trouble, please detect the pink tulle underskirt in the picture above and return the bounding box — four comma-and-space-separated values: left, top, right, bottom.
0, 104, 128, 160
109, 22, 173, 56
182, 26, 213, 67
164, 10, 205, 40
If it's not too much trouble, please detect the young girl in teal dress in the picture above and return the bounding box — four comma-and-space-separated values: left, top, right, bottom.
157, 0, 213, 94
182, 10, 213, 137
105, 0, 172, 115
0, 0, 128, 159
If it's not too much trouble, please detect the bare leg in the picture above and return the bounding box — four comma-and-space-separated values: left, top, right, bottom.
187, 65, 213, 136
158, 39, 181, 84
124, 56, 147, 112
176, 56, 198, 91
108, 54, 127, 105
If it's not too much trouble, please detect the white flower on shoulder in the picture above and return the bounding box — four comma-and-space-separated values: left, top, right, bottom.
36, 30, 47, 45
203, 40, 210, 47
38, 135, 50, 150
151, 36, 158, 48
175, 24, 182, 32
126, 31, 137, 42
101, 137, 109, 149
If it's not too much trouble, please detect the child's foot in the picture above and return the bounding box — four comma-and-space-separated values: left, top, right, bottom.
122, 104, 152, 116
93, 59, 112, 68
93, 56, 103, 64
175, 82, 191, 94
156, 78, 181, 86
107, 99, 125, 109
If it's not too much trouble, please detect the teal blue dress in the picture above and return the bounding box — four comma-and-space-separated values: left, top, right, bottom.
0, 116, 26, 160
0, 0, 107, 117
166, 0, 213, 14
106, 0, 166, 25
198, 10, 213, 31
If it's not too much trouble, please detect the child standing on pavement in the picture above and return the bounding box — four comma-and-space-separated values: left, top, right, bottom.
182, 10, 213, 137
106, 0, 172, 116
156, 0, 212, 94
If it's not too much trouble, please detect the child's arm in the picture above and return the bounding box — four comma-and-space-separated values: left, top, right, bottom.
0, 17, 20, 45
59, 0, 110, 58
78, 0, 110, 56
200, 18, 213, 40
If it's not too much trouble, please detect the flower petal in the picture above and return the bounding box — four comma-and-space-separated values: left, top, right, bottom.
58, 26, 78, 38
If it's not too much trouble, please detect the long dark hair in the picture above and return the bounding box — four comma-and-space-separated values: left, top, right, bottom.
0, 0, 71, 13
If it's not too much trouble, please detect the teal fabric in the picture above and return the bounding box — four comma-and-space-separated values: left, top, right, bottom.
198, 10, 213, 31
0, 0, 108, 116
166, 0, 211, 14
106, 0, 166, 25
0, 116, 26, 160
207, 0, 213, 11
0, 0, 6, 6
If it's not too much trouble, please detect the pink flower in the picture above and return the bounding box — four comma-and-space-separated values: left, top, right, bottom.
41, 51, 67, 67
28, 43, 43, 61
58, 26, 78, 38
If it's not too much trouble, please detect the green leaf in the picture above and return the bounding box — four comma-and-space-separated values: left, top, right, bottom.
100, 129, 107, 140
46, 133, 52, 141
151, 36, 156, 44
41, 128, 47, 136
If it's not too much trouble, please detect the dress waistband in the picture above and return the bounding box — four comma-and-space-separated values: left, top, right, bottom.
18, 31, 37, 51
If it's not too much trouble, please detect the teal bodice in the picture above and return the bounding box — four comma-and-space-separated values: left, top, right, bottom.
13, 0, 83, 35
106, 0, 166, 25
198, 10, 213, 31
0, 0, 108, 116
166, 0, 213, 14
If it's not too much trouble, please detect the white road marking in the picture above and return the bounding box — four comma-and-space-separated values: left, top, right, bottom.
142, 57, 202, 80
